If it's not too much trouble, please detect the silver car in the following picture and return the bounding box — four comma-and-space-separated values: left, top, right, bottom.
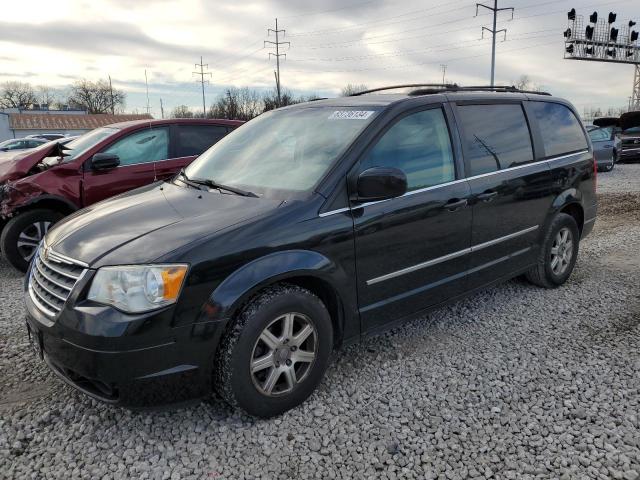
588, 127, 621, 172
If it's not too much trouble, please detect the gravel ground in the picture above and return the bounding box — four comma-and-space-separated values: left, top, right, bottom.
1, 165, 639, 480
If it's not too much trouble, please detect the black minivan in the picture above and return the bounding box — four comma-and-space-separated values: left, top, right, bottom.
25, 86, 597, 417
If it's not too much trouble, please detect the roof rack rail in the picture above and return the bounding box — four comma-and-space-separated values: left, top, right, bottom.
409, 85, 552, 96
350, 84, 551, 97
349, 84, 460, 96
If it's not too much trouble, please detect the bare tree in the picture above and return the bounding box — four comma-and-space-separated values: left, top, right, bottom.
171, 105, 194, 118
0, 81, 37, 108
67, 79, 126, 114
340, 84, 368, 96
263, 88, 300, 112
209, 88, 265, 120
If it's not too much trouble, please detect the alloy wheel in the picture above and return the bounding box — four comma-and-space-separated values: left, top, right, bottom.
550, 227, 574, 276
250, 312, 317, 396
16, 221, 50, 263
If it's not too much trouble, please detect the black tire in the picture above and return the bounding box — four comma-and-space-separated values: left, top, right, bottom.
214, 284, 333, 418
1, 209, 63, 272
525, 213, 580, 289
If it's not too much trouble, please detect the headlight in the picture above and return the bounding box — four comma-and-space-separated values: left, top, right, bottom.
87, 264, 188, 313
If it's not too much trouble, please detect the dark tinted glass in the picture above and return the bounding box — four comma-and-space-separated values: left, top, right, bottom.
588, 128, 610, 142
361, 108, 455, 191
176, 125, 228, 157
457, 104, 533, 176
530, 102, 588, 157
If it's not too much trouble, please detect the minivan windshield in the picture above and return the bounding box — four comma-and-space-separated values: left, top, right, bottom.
184, 106, 380, 197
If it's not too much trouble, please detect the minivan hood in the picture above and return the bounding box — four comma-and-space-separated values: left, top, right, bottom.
0, 144, 57, 183
46, 181, 281, 266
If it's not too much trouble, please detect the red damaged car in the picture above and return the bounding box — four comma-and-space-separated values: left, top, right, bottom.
0, 118, 243, 271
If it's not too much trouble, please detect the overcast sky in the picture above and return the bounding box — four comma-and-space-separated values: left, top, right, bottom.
1, 0, 639, 117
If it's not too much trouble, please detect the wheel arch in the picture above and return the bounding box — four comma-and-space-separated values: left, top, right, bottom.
4, 194, 78, 218
204, 250, 354, 349
547, 189, 585, 235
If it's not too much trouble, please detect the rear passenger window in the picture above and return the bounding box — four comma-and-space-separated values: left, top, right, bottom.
529, 102, 588, 157
360, 108, 455, 191
176, 125, 228, 157
457, 104, 533, 176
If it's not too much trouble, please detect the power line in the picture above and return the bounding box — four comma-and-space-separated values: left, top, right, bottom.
193, 56, 212, 116
265, 18, 290, 106
280, 0, 382, 19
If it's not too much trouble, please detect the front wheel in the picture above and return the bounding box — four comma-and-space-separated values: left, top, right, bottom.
1, 209, 63, 272
525, 213, 580, 289
214, 284, 333, 417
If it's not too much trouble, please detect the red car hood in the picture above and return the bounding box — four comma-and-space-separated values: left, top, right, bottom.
0, 144, 57, 183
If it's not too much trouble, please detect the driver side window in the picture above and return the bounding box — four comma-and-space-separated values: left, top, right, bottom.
360, 108, 455, 192
102, 127, 169, 166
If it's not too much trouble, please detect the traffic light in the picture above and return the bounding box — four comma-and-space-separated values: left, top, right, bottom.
586, 25, 594, 40
611, 28, 619, 42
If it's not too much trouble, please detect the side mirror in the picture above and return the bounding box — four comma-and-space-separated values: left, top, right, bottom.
91, 153, 120, 170
355, 167, 407, 202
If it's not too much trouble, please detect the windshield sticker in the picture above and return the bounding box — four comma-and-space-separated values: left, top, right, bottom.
328, 111, 375, 120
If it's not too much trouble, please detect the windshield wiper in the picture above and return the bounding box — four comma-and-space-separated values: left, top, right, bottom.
177, 169, 205, 190
178, 170, 258, 197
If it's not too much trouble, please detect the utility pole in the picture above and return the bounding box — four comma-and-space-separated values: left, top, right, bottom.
193, 56, 212, 116
476, 0, 514, 86
265, 18, 290, 107
632, 65, 640, 110
144, 70, 150, 116
440, 64, 447, 85
108, 75, 115, 114
160, 98, 164, 119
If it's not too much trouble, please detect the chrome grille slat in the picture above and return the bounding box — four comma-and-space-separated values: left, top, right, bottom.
40, 259, 82, 280
32, 269, 68, 302
34, 260, 73, 292
29, 247, 86, 319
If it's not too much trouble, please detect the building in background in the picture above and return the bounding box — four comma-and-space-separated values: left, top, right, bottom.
0, 108, 152, 141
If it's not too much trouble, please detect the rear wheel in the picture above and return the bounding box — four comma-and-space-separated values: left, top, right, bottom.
214, 284, 333, 418
1, 209, 63, 272
525, 213, 580, 289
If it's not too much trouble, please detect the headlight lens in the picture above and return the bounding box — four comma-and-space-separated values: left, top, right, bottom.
87, 264, 188, 313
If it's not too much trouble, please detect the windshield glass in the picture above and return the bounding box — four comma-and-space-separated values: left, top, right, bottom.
184, 106, 380, 197
46, 127, 118, 162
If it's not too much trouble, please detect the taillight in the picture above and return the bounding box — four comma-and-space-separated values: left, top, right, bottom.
593, 153, 597, 192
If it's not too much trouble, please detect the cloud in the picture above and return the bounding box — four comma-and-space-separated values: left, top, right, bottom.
0, 20, 228, 62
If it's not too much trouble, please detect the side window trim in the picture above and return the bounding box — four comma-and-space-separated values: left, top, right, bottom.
355, 103, 460, 181
451, 100, 536, 177
97, 126, 170, 168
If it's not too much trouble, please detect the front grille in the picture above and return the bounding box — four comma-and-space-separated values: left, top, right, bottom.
29, 248, 86, 317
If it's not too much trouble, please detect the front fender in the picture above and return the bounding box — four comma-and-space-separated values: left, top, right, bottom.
203, 249, 352, 324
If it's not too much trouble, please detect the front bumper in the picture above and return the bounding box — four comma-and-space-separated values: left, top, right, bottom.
25, 276, 228, 408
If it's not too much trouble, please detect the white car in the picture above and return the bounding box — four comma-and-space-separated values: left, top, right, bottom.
0, 138, 48, 152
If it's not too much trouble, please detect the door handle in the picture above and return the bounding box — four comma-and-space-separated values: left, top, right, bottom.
476, 191, 498, 202
445, 198, 468, 211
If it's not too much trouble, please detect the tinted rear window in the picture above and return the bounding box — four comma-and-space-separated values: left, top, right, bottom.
176, 125, 228, 157
529, 102, 588, 157
457, 104, 534, 176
